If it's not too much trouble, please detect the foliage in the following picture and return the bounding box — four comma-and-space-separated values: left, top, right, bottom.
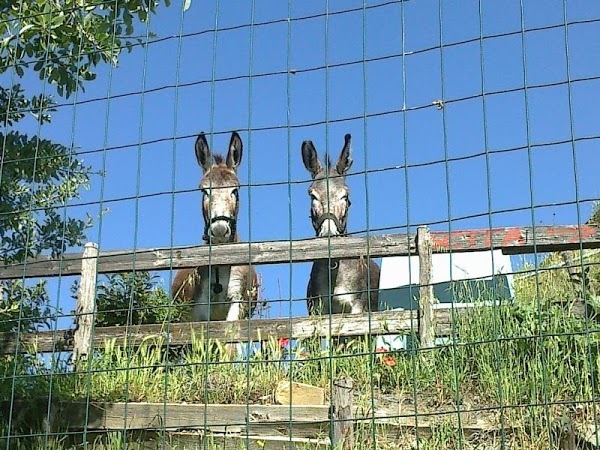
0, 132, 92, 264
71, 271, 185, 327
0, 0, 170, 99
0, 3, 175, 439
0, 280, 51, 333
0, 351, 71, 401
0, 0, 171, 333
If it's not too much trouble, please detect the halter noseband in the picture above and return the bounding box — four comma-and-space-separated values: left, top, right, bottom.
313, 212, 346, 236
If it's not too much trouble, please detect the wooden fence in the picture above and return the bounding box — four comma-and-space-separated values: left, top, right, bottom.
1, 225, 599, 356
1, 224, 600, 448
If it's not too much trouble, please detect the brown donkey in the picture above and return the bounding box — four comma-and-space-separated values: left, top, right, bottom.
172, 132, 259, 324
301, 134, 380, 316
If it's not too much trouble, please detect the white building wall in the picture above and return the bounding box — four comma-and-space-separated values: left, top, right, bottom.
376, 250, 514, 351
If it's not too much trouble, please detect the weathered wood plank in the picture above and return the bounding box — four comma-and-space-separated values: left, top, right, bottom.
85, 402, 329, 430
2, 225, 599, 280
3, 399, 515, 438
0, 309, 418, 354
144, 433, 330, 450
2, 234, 416, 279
0, 300, 589, 355
4, 399, 509, 430
2, 400, 330, 432
53, 419, 513, 450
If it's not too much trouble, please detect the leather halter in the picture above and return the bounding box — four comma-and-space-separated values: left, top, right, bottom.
312, 212, 346, 236
202, 215, 237, 295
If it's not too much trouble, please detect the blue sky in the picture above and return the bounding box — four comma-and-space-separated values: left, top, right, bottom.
10, 0, 600, 326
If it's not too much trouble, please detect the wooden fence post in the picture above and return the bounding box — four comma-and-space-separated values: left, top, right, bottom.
418, 226, 436, 349
73, 242, 99, 363
332, 377, 354, 450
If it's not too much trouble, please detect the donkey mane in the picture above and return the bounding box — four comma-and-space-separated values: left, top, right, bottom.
200, 153, 239, 187
212, 154, 225, 165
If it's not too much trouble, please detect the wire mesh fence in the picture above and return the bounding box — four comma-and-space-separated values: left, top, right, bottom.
1, 0, 600, 449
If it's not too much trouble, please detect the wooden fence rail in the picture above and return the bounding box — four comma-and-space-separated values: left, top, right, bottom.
12, 396, 592, 449
1, 300, 587, 355
0, 306, 472, 355
2, 397, 515, 449
1, 225, 599, 280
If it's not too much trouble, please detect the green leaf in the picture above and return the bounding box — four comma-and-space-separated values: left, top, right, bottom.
2, 34, 15, 47
2, 0, 171, 99
18, 23, 34, 36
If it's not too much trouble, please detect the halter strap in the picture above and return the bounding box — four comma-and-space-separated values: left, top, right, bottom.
202, 215, 237, 294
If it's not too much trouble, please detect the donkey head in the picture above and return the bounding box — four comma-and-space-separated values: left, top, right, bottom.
195, 131, 243, 244
301, 134, 353, 237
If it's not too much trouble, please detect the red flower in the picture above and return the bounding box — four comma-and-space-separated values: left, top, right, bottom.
278, 337, 290, 348
382, 356, 396, 367
375, 347, 388, 354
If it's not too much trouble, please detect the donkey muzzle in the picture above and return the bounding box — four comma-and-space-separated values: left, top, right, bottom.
203, 215, 237, 243
314, 212, 345, 237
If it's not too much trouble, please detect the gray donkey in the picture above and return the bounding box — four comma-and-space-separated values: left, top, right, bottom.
301, 134, 380, 316
172, 132, 259, 324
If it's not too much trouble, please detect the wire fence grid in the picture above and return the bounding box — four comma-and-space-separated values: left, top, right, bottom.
1, 0, 600, 449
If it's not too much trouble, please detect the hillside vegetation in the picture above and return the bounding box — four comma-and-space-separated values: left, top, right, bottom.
1, 248, 599, 449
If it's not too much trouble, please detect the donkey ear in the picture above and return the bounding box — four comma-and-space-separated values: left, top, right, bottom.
335, 133, 353, 176
301, 140, 323, 178
195, 133, 212, 172
226, 131, 243, 170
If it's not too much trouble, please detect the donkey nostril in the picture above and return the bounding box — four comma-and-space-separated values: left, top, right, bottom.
319, 218, 340, 237
210, 221, 230, 238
